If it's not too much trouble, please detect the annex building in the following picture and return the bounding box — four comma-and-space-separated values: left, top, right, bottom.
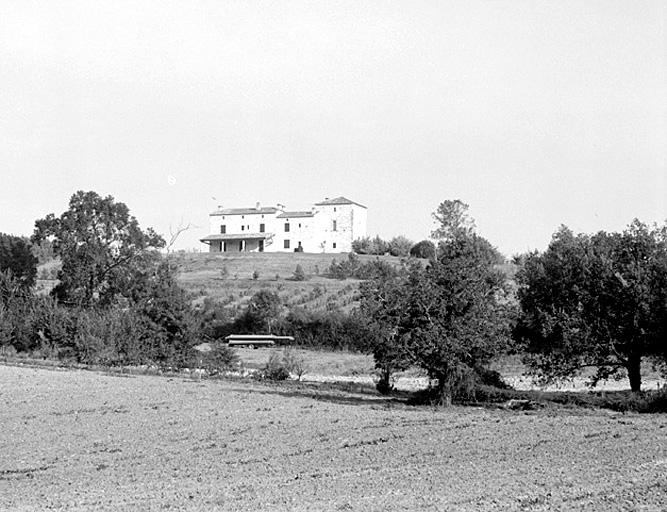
200, 196, 367, 254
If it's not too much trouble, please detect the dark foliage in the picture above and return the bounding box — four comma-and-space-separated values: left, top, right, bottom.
327, 253, 398, 281
292, 264, 307, 281
387, 236, 414, 257
409, 240, 436, 260
352, 236, 389, 255
32, 190, 165, 307
253, 351, 291, 381
277, 307, 377, 352
0, 234, 38, 290
515, 221, 667, 392
361, 202, 515, 405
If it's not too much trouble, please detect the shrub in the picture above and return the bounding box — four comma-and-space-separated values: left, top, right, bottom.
388, 236, 414, 257
292, 264, 307, 281
198, 343, 239, 375
0, 234, 38, 290
254, 352, 291, 381
281, 347, 307, 380
410, 240, 436, 259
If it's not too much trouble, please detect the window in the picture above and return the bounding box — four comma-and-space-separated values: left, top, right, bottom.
334, 207, 337, 212
222, 242, 227, 252
285, 223, 290, 232
284, 239, 290, 249
332, 220, 337, 231
259, 223, 265, 233
239, 241, 244, 251
241, 225, 245, 231
333, 242, 337, 249
220, 225, 226, 234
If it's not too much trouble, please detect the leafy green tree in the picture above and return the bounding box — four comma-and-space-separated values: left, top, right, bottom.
409, 240, 436, 260
32, 191, 165, 307
241, 289, 283, 333
387, 236, 414, 257
353, 236, 388, 255
131, 257, 204, 368
361, 219, 514, 404
432, 199, 504, 265
431, 199, 476, 242
515, 221, 667, 392
0, 270, 37, 353
352, 237, 371, 254
0, 234, 38, 289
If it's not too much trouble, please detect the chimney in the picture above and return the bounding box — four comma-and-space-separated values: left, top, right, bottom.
255, 202, 261, 210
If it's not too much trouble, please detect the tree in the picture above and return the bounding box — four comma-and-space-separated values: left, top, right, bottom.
241, 289, 283, 333
410, 240, 436, 260
352, 236, 389, 255
514, 221, 667, 392
0, 270, 36, 354
32, 191, 165, 307
432, 199, 504, 265
132, 257, 204, 368
292, 264, 307, 281
431, 199, 476, 242
361, 226, 514, 404
387, 236, 414, 257
0, 234, 38, 289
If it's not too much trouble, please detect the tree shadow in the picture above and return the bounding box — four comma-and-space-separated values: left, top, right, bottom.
224, 379, 413, 408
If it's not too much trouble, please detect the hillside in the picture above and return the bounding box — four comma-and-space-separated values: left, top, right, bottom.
174, 251, 401, 314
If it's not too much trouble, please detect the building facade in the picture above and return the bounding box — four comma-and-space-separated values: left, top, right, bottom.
200, 197, 367, 253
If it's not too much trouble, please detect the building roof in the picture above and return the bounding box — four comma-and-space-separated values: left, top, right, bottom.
314, 196, 367, 208
277, 211, 315, 219
200, 233, 270, 242
210, 207, 279, 216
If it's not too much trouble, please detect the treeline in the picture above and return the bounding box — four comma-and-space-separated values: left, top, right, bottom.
2, 193, 667, 410
352, 235, 414, 257
0, 192, 235, 372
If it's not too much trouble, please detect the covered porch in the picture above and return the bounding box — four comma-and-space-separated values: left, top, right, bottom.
200, 233, 273, 253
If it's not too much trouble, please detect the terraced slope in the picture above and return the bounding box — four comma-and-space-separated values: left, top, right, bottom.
175, 252, 399, 313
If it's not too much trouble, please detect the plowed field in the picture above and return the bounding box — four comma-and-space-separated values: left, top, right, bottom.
2, 364, 666, 511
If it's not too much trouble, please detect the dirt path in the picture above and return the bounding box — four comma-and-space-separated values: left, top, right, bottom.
2, 364, 667, 511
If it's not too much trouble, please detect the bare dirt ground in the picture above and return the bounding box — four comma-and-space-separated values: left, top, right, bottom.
2, 364, 667, 512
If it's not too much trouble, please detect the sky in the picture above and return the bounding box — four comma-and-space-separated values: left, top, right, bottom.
1, 0, 665, 257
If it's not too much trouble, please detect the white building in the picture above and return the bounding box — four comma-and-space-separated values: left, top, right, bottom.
200, 197, 367, 253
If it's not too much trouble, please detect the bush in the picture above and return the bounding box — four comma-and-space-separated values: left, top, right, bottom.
198, 343, 239, 375
254, 352, 291, 381
409, 240, 436, 259
281, 347, 308, 380
292, 264, 307, 281
0, 234, 38, 290
387, 236, 414, 257
353, 236, 388, 255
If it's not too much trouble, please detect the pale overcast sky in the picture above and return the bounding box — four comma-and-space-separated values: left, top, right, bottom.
1, 1, 665, 256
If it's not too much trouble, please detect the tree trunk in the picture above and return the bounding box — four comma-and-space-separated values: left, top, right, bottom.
627, 354, 642, 393
435, 378, 453, 407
